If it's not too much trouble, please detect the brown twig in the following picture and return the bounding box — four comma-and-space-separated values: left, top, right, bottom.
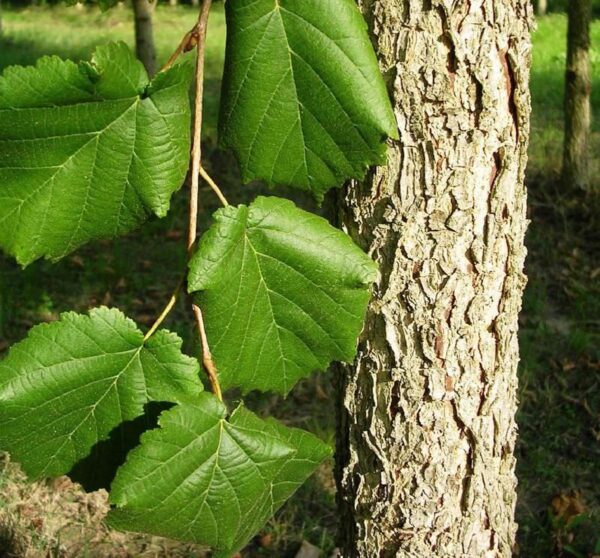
188, 0, 212, 253
188, 0, 223, 401
146, 0, 222, 400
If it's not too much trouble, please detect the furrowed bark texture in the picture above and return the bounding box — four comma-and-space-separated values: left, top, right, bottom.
132, 0, 157, 77
334, 1, 532, 556
562, 0, 592, 191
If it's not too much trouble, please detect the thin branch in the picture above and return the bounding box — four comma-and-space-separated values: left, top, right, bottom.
188, 0, 223, 401
94, 1, 221, 396
143, 6, 211, 344
188, 0, 212, 254
200, 167, 229, 207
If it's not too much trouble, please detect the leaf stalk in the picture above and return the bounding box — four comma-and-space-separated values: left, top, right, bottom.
143, 279, 183, 342
200, 166, 229, 207
192, 304, 223, 401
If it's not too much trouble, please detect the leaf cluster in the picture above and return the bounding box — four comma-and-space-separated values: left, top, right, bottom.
0, 1, 396, 554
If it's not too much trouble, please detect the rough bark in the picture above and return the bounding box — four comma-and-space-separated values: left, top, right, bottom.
562, 0, 592, 191
132, 0, 157, 77
334, 1, 532, 557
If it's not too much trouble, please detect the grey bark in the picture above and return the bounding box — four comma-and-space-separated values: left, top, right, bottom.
132, 0, 157, 77
562, 0, 592, 191
536, 0, 547, 16
334, 1, 532, 557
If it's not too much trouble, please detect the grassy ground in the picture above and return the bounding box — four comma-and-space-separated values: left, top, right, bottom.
0, 6, 598, 558
516, 14, 600, 558
528, 15, 600, 178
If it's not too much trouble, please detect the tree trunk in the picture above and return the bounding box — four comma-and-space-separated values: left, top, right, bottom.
132, 0, 157, 77
562, 0, 592, 191
333, 1, 532, 556
536, 0, 547, 16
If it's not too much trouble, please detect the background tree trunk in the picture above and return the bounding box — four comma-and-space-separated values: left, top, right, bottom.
562, 0, 592, 191
333, 1, 532, 556
132, 0, 157, 77
536, 0, 547, 16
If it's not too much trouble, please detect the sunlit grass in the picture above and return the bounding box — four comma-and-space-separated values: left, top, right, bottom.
0, 4, 226, 137
529, 14, 600, 176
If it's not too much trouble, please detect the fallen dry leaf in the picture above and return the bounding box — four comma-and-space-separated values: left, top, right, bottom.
259, 533, 273, 547
550, 490, 586, 528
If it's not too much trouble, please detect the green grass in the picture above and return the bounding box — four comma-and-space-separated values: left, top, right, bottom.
517, 18, 600, 555
515, 180, 600, 556
529, 14, 600, 177
0, 4, 225, 138
0, 6, 599, 558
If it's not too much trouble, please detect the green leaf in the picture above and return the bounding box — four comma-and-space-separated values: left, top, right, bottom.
108, 394, 331, 557
188, 196, 377, 394
223, 410, 334, 556
68, 401, 171, 492
0, 307, 202, 480
219, 0, 398, 201
0, 42, 193, 265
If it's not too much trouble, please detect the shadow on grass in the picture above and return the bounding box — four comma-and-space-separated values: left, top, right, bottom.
516, 176, 600, 557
